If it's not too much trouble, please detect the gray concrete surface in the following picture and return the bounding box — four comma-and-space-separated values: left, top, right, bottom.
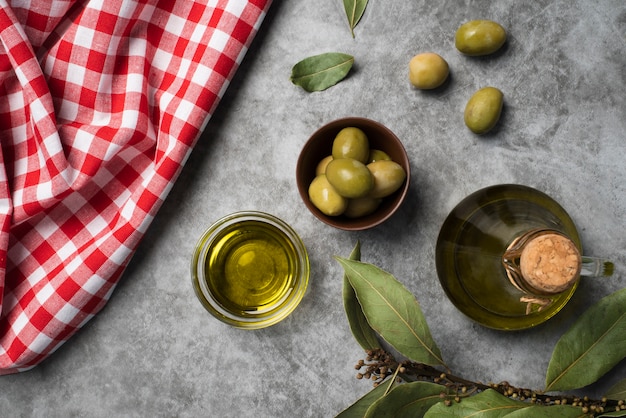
1, 0, 626, 416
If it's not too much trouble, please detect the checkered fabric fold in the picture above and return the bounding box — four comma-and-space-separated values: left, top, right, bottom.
0, 0, 270, 375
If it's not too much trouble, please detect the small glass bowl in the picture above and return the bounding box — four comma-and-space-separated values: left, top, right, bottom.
191, 211, 309, 329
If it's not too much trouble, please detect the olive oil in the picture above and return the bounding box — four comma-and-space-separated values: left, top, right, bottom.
192, 212, 309, 329
205, 220, 296, 315
435, 185, 580, 330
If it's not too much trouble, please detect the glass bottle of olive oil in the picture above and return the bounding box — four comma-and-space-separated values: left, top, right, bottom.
435, 185, 581, 329
436, 185, 612, 330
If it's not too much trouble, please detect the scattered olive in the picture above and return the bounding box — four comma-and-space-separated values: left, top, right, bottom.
408, 52, 449, 89
455, 20, 507, 56
464, 86, 504, 134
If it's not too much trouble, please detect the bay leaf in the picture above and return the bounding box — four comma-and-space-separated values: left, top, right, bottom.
290, 52, 354, 92
505, 404, 590, 417
599, 411, 626, 418
342, 241, 381, 351
545, 288, 626, 392
606, 378, 626, 400
343, 0, 368, 38
424, 389, 526, 417
364, 381, 448, 418
335, 382, 391, 418
335, 257, 445, 367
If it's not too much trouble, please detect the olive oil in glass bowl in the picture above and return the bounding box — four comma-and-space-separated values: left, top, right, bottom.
435, 184, 582, 330
191, 212, 310, 329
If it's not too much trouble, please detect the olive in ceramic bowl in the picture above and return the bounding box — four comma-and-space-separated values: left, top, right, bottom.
296, 117, 410, 231
325, 158, 374, 199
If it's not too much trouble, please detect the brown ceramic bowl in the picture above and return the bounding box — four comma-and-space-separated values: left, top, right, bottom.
296, 117, 410, 231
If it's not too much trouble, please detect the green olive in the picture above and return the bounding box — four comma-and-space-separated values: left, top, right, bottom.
455, 20, 506, 56
344, 197, 382, 218
308, 174, 347, 216
464, 87, 503, 134
315, 155, 333, 176
368, 149, 391, 163
325, 158, 374, 198
332, 127, 369, 163
367, 160, 406, 198
408, 52, 449, 89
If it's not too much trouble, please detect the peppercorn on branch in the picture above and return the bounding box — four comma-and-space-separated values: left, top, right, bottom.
354, 348, 626, 416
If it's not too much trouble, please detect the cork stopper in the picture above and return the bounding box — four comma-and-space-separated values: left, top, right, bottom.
519, 233, 582, 294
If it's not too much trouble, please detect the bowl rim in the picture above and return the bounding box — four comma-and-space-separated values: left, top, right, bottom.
296, 117, 410, 231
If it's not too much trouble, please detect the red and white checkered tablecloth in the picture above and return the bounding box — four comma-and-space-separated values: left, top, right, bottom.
0, 0, 271, 375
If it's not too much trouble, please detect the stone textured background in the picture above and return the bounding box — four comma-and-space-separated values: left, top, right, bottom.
1, 1, 625, 416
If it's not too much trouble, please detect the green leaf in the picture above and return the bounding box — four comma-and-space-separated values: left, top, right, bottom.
545, 288, 626, 392
290, 52, 354, 92
335, 257, 445, 367
425, 389, 587, 417
599, 411, 626, 418
342, 241, 381, 351
505, 404, 589, 417
425, 389, 525, 417
335, 382, 392, 418
364, 382, 448, 418
343, 0, 368, 38
606, 378, 626, 400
